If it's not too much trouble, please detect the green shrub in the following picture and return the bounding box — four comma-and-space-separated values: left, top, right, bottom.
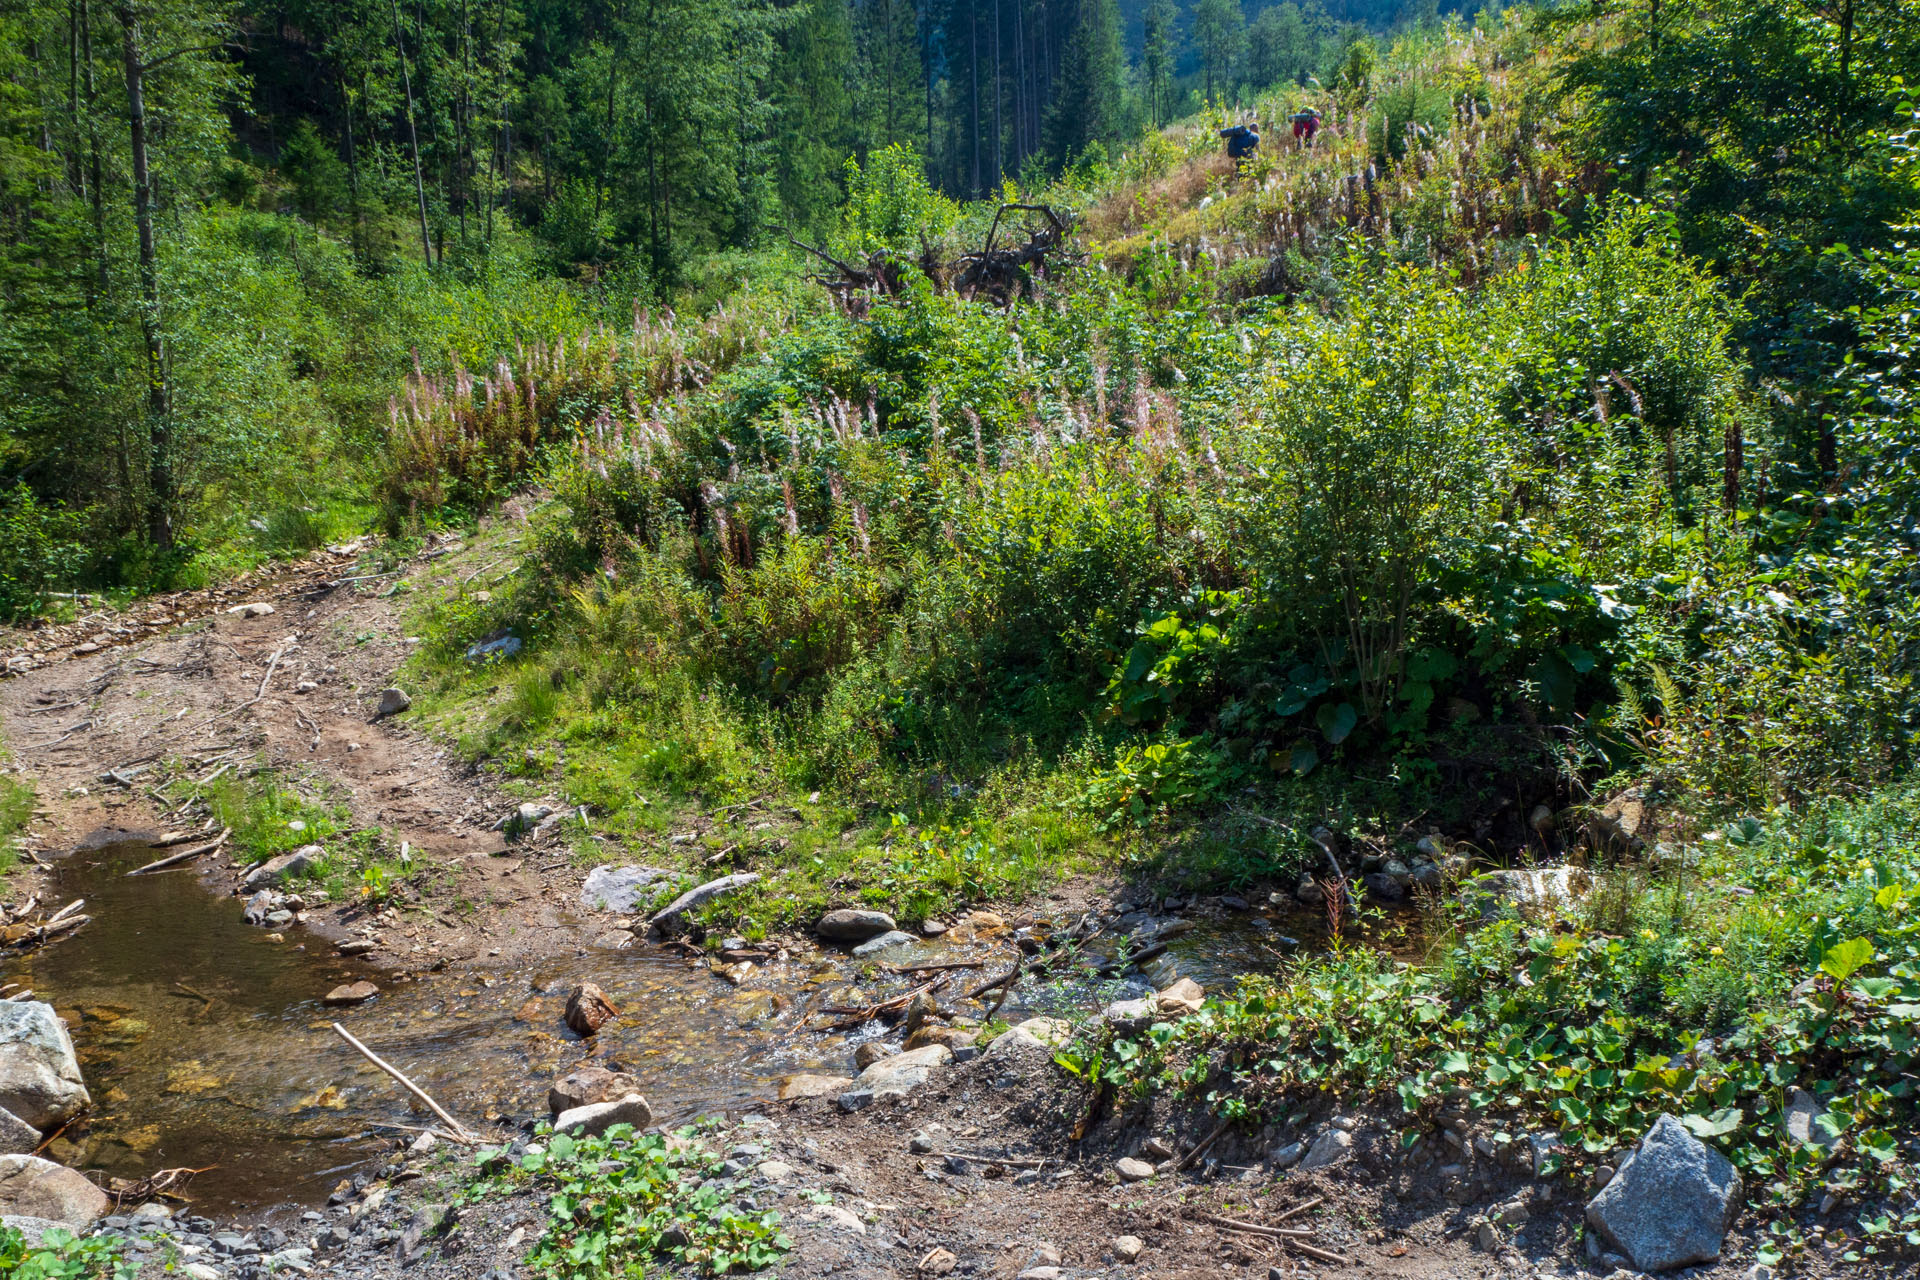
0, 486, 89, 620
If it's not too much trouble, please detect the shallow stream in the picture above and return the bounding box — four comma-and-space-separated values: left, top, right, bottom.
3, 843, 1301, 1216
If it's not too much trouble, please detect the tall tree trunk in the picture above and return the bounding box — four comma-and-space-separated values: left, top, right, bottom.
115, 1, 173, 548
969, 2, 979, 196
992, 0, 1002, 185
341, 75, 366, 260
390, 0, 436, 264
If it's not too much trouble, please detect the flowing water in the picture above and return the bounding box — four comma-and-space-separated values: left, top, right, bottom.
3, 843, 1306, 1217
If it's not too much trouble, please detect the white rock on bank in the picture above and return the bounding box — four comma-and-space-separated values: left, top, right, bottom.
0, 1003, 91, 1131
553, 1093, 654, 1137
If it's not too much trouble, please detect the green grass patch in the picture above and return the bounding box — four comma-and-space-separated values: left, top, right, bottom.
0, 771, 34, 879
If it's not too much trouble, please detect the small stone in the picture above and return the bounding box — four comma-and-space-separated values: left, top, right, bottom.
1298, 1127, 1352, 1170
854, 1042, 899, 1071
1031, 1244, 1061, 1266
1016, 1269, 1061, 1280
1139, 1137, 1174, 1161
920, 1246, 958, 1274
1114, 1157, 1155, 1182
1268, 1141, 1305, 1169
1784, 1088, 1833, 1148
1363, 872, 1405, 902
1112, 1235, 1144, 1261
321, 982, 379, 1007
817, 909, 897, 942
1155, 977, 1204, 1017
563, 982, 618, 1035
756, 1160, 794, 1183
579, 865, 671, 913
225, 602, 275, 617
374, 687, 411, 716
409, 1131, 437, 1156
337, 939, 377, 956
1473, 1220, 1499, 1251
807, 1204, 866, 1235
183, 1265, 222, 1280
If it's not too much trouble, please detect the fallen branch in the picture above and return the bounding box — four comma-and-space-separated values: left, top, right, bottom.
925, 1149, 1047, 1169
126, 829, 229, 875
1092, 940, 1167, 975
1190, 1211, 1316, 1241
43, 899, 85, 926
33, 719, 93, 747
35, 915, 89, 943
1283, 1239, 1348, 1265
886, 960, 984, 975
1271, 1195, 1324, 1224
1178, 1116, 1233, 1171
817, 974, 950, 1030
331, 1022, 479, 1143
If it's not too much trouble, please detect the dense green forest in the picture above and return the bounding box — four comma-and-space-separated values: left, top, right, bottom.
0, 0, 1444, 588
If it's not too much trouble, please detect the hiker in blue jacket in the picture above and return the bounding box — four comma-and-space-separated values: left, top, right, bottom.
1220, 120, 1261, 164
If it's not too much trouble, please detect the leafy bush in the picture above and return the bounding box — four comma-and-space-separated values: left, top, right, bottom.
0, 485, 90, 620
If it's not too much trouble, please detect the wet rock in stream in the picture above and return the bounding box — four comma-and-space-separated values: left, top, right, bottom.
562, 982, 618, 1035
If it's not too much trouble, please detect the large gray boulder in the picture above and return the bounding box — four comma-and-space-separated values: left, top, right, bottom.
0, 1156, 111, 1227
837, 1044, 951, 1112
0, 1003, 90, 1131
580, 865, 672, 914
1586, 1114, 1742, 1272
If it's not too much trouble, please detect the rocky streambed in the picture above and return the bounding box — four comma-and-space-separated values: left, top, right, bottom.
0, 838, 1294, 1233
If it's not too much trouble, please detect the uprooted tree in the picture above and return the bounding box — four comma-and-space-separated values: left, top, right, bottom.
791, 204, 1081, 309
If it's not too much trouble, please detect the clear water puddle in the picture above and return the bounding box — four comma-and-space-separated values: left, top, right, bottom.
3, 842, 1307, 1216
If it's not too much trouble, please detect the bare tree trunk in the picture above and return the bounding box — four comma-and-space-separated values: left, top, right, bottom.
389, 0, 435, 264
115, 1, 173, 548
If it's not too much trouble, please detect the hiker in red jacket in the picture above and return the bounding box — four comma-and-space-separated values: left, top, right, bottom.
1290, 106, 1322, 146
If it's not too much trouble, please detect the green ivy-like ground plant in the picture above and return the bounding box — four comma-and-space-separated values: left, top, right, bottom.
463, 1124, 791, 1279
1058, 786, 1920, 1269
